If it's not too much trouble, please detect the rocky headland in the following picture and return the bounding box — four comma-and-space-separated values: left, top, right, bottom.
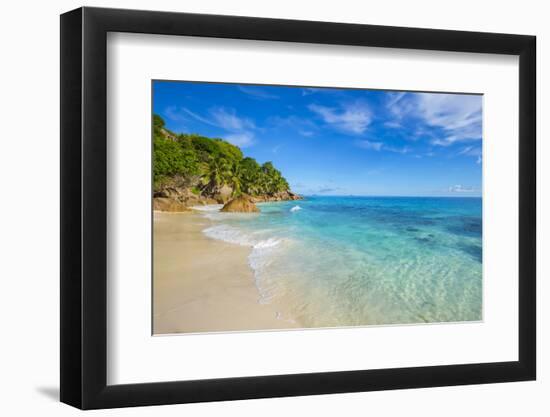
152, 114, 303, 213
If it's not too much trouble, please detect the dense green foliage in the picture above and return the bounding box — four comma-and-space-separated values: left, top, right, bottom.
153, 115, 290, 196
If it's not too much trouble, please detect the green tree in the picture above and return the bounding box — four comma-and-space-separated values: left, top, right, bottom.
260, 162, 289, 194
215, 139, 243, 162
227, 161, 243, 196
239, 157, 262, 195
152, 114, 291, 197
153, 114, 165, 130
199, 157, 231, 193
152, 115, 199, 189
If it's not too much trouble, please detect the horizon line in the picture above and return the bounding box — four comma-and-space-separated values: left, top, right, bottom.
299, 194, 482, 198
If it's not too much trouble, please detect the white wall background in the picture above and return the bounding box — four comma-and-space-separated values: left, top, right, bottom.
0, 0, 545, 415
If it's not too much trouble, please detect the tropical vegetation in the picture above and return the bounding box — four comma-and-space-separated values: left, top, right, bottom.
153, 114, 290, 198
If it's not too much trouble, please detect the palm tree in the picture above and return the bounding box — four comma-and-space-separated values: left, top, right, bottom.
200, 157, 231, 194
275, 176, 288, 192
239, 157, 261, 196
227, 161, 242, 197
258, 172, 271, 195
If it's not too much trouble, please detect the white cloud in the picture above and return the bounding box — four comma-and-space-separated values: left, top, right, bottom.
448, 184, 477, 193
173, 106, 256, 132
164, 105, 187, 122
316, 186, 344, 194
308, 101, 371, 134
387, 92, 415, 120
430, 138, 451, 146
165, 106, 216, 127
385, 145, 411, 154
383, 121, 402, 129
386, 92, 407, 109
224, 132, 255, 148
356, 140, 410, 154
302, 88, 322, 96
387, 92, 482, 146
301, 87, 346, 97
268, 115, 318, 137
238, 86, 279, 100
366, 168, 383, 175
357, 140, 383, 151
210, 107, 255, 131
456, 145, 482, 165
418, 94, 482, 145
457, 145, 482, 157
167, 106, 257, 147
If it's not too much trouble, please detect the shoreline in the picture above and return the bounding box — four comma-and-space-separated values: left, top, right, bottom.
153, 210, 298, 334
154, 197, 482, 332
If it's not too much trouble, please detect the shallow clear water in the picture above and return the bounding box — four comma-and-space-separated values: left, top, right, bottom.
201, 196, 482, 327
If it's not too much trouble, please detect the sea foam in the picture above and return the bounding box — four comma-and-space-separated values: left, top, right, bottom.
203, 224, 255, 246
203, 224, 282, 250
190, 204, 224, 212
202, 223, 286, 304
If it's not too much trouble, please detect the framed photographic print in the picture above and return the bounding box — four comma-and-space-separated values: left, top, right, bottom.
60, 6, 536, 409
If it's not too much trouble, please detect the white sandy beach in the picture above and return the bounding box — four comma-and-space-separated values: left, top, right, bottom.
153, 211, 298, 334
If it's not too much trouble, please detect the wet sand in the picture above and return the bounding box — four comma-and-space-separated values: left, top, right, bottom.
153, 211, 297, 334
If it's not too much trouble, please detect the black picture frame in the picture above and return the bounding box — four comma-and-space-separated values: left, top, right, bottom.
60, 6, 536, 410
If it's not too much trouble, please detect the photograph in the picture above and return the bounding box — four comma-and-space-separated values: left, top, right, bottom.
152, 81, 483, 335
52, 3, 539, 411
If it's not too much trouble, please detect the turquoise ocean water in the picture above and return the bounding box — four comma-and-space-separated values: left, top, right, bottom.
199, 196, 482, 327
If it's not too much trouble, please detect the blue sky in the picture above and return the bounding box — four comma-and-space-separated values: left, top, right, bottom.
153, 81, 482, 197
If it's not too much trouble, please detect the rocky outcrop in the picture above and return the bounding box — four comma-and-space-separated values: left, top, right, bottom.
153, 181, 301, 212
250, 190, 303, 203
154, 186, 218, 207
220, 195, 260, 213
153, 197, 191, 212
287, 191, 303, 201
161, 128, 178, 142
213, 184, 234, 204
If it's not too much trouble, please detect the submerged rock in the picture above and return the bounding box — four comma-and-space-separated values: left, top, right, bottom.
220, 195, 260, 213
